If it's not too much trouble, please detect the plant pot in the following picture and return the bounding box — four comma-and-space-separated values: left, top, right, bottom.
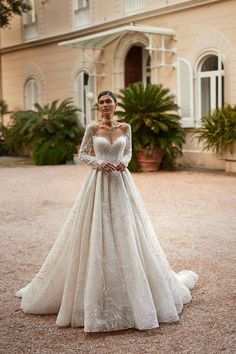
137, 147, 164, 172
223, 142, 236, 173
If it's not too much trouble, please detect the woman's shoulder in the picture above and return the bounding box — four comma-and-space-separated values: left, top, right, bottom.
119, 122, 131, 133
86, 123, 100, 134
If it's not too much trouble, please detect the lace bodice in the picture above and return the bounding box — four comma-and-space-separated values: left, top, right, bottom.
77, 124, 132, 169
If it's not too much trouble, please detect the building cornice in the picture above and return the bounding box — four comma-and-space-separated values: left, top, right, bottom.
0, 0, 227, 54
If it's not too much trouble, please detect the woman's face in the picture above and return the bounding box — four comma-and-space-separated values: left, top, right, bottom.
98, 95, 116, 117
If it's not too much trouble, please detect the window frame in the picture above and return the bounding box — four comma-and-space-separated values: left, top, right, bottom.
22, 0, 36, 25
74, 0, 90, 29
24, 78, 41, 110
196, 52, 224, 125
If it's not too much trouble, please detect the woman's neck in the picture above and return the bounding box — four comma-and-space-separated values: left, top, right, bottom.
101, 115, 116, 128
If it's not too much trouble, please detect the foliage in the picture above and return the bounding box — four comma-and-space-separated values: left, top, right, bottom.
32, 138, 76, 165
0, 99, 11, 151
5, 99, 85, 164
196, 104, 236, 154
0, 0, 31, 28
0, 99, 11, 115
4, 111, 31, 152
116, 82, 185, 170
0, 123, 8, 155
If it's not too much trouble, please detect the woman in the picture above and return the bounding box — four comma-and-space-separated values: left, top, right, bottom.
16, 90, 198, 332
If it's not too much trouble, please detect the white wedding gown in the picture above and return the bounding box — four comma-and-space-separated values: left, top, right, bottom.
16, 124, 198, 332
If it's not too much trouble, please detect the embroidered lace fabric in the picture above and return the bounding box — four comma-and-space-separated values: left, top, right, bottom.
15, 123, 198, 332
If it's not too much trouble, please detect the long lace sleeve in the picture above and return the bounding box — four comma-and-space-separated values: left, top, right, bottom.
77, 125, 104, 169
120, 124, 132, 167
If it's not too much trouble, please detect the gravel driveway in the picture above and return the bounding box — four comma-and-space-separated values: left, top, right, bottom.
0, 161, 235, 354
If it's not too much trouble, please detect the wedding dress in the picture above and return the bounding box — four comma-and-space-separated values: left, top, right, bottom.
15, 124, 198, 332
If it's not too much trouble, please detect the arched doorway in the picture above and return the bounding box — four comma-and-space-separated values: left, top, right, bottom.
125, 46, 143, 87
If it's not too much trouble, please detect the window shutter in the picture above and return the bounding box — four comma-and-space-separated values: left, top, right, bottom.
177, 58, 194, 128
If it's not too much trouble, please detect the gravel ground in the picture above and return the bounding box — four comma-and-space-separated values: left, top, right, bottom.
0, 161, 235, 354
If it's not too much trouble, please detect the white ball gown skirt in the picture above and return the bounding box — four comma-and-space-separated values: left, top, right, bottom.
15, 168, 198, 332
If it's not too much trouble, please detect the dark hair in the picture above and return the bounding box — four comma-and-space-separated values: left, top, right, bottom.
97, 90, 117, 104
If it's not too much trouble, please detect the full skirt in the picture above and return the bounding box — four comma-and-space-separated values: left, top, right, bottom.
16, 169, 198, 332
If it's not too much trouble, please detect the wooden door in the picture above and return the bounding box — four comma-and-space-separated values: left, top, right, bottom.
125, 46, 143, 87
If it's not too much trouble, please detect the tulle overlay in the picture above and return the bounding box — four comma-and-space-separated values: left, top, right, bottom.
16, 125, 198, 332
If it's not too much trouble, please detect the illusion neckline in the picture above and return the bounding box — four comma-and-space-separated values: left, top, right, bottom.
93, 135, 126, 145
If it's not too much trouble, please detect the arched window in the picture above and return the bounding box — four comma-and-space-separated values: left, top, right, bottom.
24, 78, 40, 110
197, 54, 224, 120
75, 71, 95, 126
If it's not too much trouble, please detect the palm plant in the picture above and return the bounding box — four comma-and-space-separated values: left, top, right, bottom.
116, 82, 185, 169
196, 104, 236, 154
5, 99, 84, 165
0, 99, 11, 141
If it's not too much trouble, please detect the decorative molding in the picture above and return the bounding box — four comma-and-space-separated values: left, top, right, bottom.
0, 0, 226, 53
189, 27, 233, 66
22, 63, 45, 102
113, 32, 148, 92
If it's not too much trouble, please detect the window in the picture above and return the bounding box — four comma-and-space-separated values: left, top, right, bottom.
24, 79, 40, 110
75, 71, 95, 126
74, 0, 90, 28
75, 0, 89, 9
125, 0, 145, 15
177, 58, 194, 127
22, 0, 38, 40
197, 54, 224, 121
22, 0, 36, 25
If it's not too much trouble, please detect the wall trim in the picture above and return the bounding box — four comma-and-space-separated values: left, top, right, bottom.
0, 0, 226, 54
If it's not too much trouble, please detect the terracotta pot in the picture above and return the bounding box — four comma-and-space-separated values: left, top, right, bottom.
223, 142, 236, 173
137, 147, 165, 172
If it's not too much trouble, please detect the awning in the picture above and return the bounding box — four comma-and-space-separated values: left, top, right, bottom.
58, 24, 175, 49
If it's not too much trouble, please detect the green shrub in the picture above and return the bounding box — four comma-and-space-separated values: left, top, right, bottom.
32, 138, 75, 165
5, 99, 85, 164
196, 104, 236, 154
116, 82, 185, 170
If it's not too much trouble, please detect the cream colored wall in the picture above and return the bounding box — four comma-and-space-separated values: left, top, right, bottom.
91, 0, 122, 25
39, 0, 72, 37
1, 16, 22, 47
1, 43, 81, 111
0, 0, 73, 48
1, 0, 236, 169
2, 0, 236, 110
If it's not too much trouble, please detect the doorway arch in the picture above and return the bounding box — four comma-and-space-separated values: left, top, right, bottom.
113, 33, 157, 92
125, 46, 143, 87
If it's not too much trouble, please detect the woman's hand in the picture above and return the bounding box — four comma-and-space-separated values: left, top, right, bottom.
100, 161, 117, 173
116, 162, 126, 172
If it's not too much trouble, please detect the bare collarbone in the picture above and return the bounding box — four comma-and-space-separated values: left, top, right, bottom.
90, 122, 129, 141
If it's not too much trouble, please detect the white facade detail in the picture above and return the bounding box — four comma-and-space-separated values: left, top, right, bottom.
177, 58, 194, 128
75, 71, 95, 126
125, 0, 145, 15
74, 0, 90, 28
24, 78, 40, 110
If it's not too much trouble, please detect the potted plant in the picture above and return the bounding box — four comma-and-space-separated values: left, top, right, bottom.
5, 99, 85, 165
116, 82, 185, 171
196, 104, 236, 173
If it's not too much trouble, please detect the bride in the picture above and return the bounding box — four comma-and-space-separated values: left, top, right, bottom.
16, 90, 198, 332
